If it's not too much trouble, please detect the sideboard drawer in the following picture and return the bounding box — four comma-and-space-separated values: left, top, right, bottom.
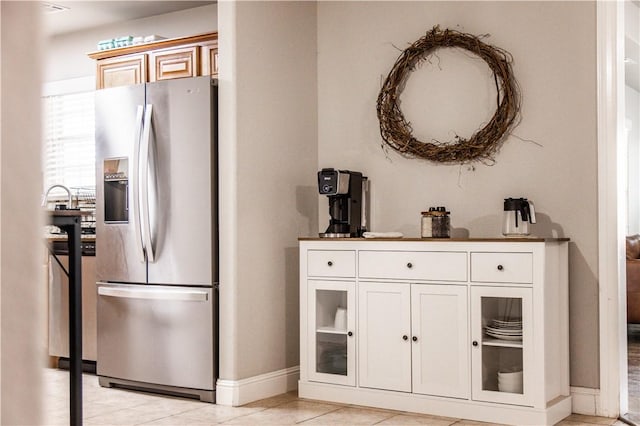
358, 251, 467, 282
471, 252, 533, 284
307, 250, 356, 278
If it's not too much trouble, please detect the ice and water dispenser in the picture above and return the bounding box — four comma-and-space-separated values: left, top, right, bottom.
103, 158, 129, 223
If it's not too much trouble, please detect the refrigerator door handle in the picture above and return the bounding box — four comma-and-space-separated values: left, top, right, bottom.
140, 104, 155, 263
132, 105, 145, 263
98, 285, 208, 302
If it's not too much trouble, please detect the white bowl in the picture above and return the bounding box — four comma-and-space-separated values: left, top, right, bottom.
497, 370, 522, 393
498, 381, 523, 393
498, 370, 522, 379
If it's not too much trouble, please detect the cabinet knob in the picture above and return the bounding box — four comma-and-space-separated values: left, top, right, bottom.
407, 262, 413, 269
327, 261, 333, 267
497, 264, 504, 271
347, 331, 353, 337
412, 336, 418, 342
472, 341, 479, 347
402, 335, 408, 341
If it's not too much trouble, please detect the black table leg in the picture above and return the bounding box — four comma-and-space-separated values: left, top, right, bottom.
60, 217, 83, 426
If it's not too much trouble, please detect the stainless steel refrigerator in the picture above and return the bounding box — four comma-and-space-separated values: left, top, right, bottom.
95, 76, 217, 402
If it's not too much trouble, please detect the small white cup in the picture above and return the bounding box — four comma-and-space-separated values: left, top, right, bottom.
334, 307, 347, 330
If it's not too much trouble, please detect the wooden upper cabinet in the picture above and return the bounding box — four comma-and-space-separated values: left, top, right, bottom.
97, 54, 147, 89
89, 32, 218, 89
150, 46, 199, 82
200, 40, 219, 77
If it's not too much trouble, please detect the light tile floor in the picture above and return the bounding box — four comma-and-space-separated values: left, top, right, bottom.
43, 368, 627, 426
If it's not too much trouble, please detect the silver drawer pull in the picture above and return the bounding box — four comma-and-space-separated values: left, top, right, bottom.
98, 286, 208, 302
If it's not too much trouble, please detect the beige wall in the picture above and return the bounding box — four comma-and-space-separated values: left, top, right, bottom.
1, 2, 45, 423
39, 0, 601, 393
45, 4, 217, 82
317, 1, 599, 388
217, 1, 318, 379
627, 85, 640, 235
626, 2, 640, 235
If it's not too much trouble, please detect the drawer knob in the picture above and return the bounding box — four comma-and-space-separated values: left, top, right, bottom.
472, 341, 479, 347
412, 336, 418, 342
347, 331, 353, 337
407, 262, 413, 269
497, 264, 504, 271
402, 335, 408, 341
327, 261, 333, 267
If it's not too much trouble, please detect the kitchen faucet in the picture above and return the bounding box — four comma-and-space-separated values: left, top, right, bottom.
42, 184, 74, 208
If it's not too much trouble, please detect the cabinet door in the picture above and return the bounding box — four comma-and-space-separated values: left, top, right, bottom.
411, 284, 468, 398
96, 54, 146, 89
308, 280, 356, 386
149, 46, 199, 82
358, 281, 411, 392
471, 286, 533, 406
200, 42, 219, 77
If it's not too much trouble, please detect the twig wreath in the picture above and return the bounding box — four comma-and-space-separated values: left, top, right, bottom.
376, 26, 521, 164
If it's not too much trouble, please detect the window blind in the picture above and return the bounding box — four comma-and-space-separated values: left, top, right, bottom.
43, 90, 96, 198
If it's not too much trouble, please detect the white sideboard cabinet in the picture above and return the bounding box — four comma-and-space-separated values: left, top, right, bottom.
299, 238, 571, 426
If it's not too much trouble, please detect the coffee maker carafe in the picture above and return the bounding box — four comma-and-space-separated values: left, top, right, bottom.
502, 197, 536, 236
318, 168, 368, 238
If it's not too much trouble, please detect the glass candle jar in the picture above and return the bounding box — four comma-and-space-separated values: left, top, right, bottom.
421, 207, 450, 238
421, 211, 433, 238
431, 208, 450, 238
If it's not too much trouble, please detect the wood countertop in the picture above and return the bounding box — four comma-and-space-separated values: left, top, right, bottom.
46, 209, 93, 217
45, 209, 95, 241
46, 235, 96, 242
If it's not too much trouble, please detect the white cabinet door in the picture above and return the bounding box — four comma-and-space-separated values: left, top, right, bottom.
471, 286, 534, 406
308, 280, 356, 386
411, 284, 469, 399
358, 281, 411, 392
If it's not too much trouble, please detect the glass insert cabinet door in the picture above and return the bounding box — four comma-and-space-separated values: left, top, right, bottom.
471, 286, 533, 406
307, 280, 356, 386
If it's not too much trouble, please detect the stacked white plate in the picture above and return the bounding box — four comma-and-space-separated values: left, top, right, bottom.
485, 318, 522, 341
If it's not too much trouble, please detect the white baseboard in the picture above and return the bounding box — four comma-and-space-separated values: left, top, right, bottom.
571, 386, 600, 415
217, 376, 599, 415
300, 381, 571, 425
216, 366, 300, 406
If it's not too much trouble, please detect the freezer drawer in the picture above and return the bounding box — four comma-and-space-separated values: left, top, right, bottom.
97, 282, 215, 394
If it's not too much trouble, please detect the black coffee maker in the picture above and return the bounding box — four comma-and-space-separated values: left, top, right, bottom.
318, 168, 368, 238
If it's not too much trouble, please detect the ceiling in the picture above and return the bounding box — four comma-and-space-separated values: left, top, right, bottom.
42, 1, 215, 37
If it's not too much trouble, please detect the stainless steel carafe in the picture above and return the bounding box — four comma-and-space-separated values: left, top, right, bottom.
502, 198, 536, 236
